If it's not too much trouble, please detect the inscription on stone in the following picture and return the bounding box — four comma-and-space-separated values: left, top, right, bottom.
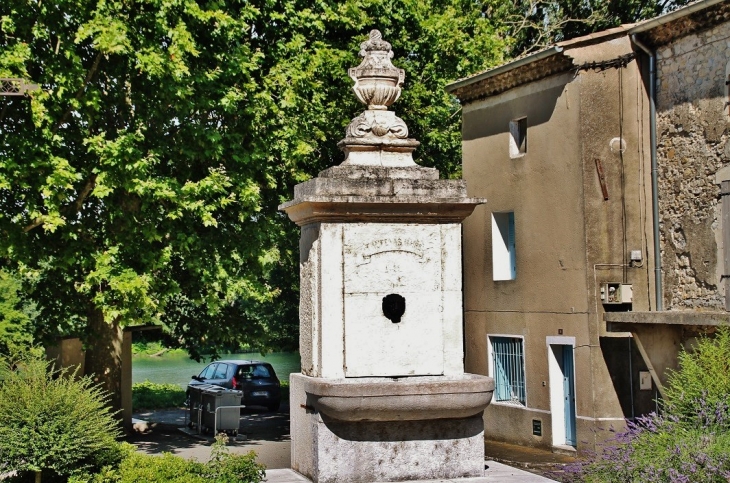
344, 224, 440, 294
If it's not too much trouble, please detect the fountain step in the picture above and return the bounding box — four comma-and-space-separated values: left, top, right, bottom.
265, 461, 557, 482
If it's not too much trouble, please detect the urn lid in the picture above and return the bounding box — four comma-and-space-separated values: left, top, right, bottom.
348, 30, 405, 110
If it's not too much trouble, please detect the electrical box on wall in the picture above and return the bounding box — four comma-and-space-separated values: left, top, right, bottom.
639, 371, 652, 390
600, 283, 633, 304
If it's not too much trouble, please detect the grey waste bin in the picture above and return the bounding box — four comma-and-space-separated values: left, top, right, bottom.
188, 384, 243, 435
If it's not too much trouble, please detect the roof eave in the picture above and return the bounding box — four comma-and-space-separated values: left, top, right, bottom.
445, 46, 564, 94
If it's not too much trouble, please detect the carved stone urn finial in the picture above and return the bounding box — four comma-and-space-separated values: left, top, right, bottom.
348, 30, 405, 110
339, 29, 418, 167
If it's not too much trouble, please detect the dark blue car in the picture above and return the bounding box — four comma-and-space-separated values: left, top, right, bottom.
187, 360, 281, 412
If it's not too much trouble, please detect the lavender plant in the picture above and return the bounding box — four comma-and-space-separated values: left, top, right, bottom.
556, 326, 730, 482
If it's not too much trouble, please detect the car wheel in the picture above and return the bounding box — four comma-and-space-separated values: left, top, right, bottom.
267, 402, 280, 412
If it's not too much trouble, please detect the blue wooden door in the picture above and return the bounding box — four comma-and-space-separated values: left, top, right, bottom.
563, 346, 577, 446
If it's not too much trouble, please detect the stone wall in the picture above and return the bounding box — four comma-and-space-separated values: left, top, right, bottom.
655, 21, 730, 310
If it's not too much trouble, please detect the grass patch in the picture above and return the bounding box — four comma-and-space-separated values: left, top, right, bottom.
133, 380, 289, 411
132, 380, 186, 410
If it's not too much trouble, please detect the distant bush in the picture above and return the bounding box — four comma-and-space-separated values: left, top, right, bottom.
0, 351, 123, 483
279, 380, 289, 401
132, 380, 186, 410
131, 341, 185, 356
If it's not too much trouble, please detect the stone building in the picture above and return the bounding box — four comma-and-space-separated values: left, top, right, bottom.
446, 0, 730, 454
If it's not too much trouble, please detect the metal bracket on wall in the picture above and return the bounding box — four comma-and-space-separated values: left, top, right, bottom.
595, 158, 609, 200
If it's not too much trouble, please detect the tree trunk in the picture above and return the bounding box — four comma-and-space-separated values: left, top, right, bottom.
84, 305, 123, 419
35, 470, 41, 483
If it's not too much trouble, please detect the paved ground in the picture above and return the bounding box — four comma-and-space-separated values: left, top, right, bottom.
129, 405, 572, 482
129, 403, 292, 468
266, 464, 556, 483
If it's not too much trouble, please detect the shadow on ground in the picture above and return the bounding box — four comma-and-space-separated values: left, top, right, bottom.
126, 401, 292, 468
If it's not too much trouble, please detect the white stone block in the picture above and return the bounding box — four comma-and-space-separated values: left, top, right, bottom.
318, 224, 346, 379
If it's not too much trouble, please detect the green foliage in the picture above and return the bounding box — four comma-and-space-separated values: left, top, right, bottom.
0, 269, 35, 355
131, 341, 184, 356
206, 433, 267, 483
559, 326, 730, 482
131, 380, 186, 410
0, 0, 510, 373
0, 351, 122, 481
109, 453, 208, 483
574, 410, 730, 482
279, 379, 290, 403
663, 326, 730, 419
507, 0, 694, 54
67, 435, 265, 483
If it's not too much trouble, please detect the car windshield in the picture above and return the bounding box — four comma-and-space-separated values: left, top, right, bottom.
238, 364, 271, 379
212, 364, 228, 379
199, 363, 217, 379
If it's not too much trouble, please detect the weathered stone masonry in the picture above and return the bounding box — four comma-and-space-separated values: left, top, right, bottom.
656, 21, 730, 310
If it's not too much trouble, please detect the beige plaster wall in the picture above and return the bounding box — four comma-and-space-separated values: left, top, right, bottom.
461, 43, 653, 452
463, 72, 588, 316
655, 21, 730, 310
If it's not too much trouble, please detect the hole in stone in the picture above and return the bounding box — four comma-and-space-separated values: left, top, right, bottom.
382, 294, 406, 323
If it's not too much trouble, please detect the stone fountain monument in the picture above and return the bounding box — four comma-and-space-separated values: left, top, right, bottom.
279, 30, 494, 483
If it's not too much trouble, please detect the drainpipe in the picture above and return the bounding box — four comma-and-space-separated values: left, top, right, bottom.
632, 35, 663, 311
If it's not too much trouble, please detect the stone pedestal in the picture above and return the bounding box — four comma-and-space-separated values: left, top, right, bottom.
290, 374, 491, 483
281, 164, 492, 482
279, 30, 492, 483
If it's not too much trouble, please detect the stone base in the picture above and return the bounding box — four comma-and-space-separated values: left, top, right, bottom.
291, 374, 488, 483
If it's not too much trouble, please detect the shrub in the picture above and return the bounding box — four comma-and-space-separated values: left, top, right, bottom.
556, 325, 730, 482
564, 402, 730, 482
118, 453, 208, 483
663, 326, 730, 419
0, 351, 123, 483
205, 433, 267, 483
68, 435, 265, 483
131, 380, 186, 410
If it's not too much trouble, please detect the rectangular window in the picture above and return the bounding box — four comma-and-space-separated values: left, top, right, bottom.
509, 117, 527, 157
492, 212, 516, 280
490, 336, 526, 405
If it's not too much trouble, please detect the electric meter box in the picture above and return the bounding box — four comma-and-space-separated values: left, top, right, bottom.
600, 283, 633, 304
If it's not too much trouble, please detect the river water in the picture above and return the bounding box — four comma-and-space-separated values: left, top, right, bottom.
133, 351, 301, 388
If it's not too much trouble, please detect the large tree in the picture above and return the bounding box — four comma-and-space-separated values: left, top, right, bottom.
0, 0, 509, 411
507, 0, 694, 54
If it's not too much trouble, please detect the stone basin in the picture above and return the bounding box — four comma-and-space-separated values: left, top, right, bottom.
295, 373, 494, 422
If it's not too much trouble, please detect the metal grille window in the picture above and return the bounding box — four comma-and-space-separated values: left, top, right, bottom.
491, 336, 526, 405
